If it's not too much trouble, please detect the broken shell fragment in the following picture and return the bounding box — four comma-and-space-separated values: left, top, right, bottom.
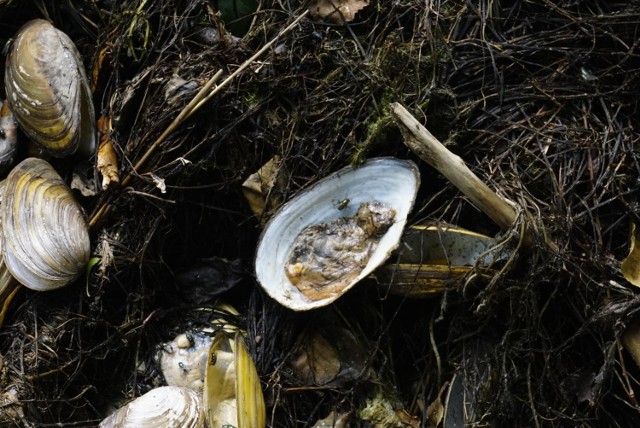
255, 157, 420, 311
159, 332, 213, 391
99, 386, 205, 428
5, 19, 96, 157
1, 158, 91, 291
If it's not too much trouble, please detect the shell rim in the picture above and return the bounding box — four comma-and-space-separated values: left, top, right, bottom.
254, 157, 420, 311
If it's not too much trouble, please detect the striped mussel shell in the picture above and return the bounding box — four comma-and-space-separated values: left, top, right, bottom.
4, 19, 96, 157
0, 180, 20, 327
100, 386, 205, 428
1, 158, 90, 291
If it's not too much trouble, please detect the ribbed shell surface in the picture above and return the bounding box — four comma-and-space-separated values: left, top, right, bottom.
99, 386, 205, 428
4, 19, 96, 157
1, 158, 90, 290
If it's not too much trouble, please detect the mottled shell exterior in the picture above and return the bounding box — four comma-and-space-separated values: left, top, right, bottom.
0, 101, 17, 174
100, 386, 205, 428
255, 157, 420, 311
5, 19, 96, 157
1, 158, 90, 291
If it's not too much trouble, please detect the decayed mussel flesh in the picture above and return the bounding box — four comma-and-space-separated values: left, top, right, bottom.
285, 200, 396, 301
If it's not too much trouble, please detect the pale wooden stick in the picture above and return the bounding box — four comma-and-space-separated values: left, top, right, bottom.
391, 102, 526, 238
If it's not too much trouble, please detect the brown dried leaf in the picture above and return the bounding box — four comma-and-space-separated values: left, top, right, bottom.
91, 46, 109, 92
242, 156, 288, 224
97, 116, 120, 190
426, 395, 444, 427
291, 333, 341, 385
621, 223, 640, 287
309, 0, 370, 24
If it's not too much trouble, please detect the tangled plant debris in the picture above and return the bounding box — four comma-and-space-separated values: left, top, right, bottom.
0, 0, 639, 426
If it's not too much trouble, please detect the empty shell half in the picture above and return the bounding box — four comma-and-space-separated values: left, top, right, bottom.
5, 19, 96, 157
375, 224, 509, 297
100, 386, 204, 428
204, 332, 265, 428
1, 158, 90, 291
255, 157, 420, 311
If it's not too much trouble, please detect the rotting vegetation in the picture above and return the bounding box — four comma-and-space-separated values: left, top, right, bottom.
0, 0, 640, 426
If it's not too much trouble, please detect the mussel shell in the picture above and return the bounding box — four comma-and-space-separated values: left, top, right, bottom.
5, 19, 96, 157
255, 157, 420, 311
0, 178, 20, 327
374, 224, 510, 297
204, 332, 265, 428
397, 224, 507, 266
1, 158, 90, 291
100, 386, 205, 428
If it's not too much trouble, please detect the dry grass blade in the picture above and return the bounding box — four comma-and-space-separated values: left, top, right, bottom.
89, 10, 310, 229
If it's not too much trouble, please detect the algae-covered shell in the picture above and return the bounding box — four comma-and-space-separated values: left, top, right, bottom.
1, 158, 90, 291
5, 19, 96, 157
255, 157, 420, 311
99, 386, 205, 428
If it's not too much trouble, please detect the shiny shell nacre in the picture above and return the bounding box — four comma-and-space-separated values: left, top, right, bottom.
255, 157, 420, 311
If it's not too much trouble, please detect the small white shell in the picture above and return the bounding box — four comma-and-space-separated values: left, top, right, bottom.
255, 157, 420, 311
159, 332, 212, 391
99, 386, 204, 428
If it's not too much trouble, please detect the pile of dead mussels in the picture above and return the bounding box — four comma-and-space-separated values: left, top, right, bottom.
0, 19, 268, 427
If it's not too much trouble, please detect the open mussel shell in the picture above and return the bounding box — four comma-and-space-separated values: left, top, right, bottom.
100, 386, 205, 428
375, 224, 509, 297
1, 158, 90, 291
5, 19, 96, 157
204, 332, 265, 428
255, 157, 420, 311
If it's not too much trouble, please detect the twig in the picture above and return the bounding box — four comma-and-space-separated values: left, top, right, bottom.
89, 10, 310, 229
124, 68, 225, 189
390, 102, 534, 246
